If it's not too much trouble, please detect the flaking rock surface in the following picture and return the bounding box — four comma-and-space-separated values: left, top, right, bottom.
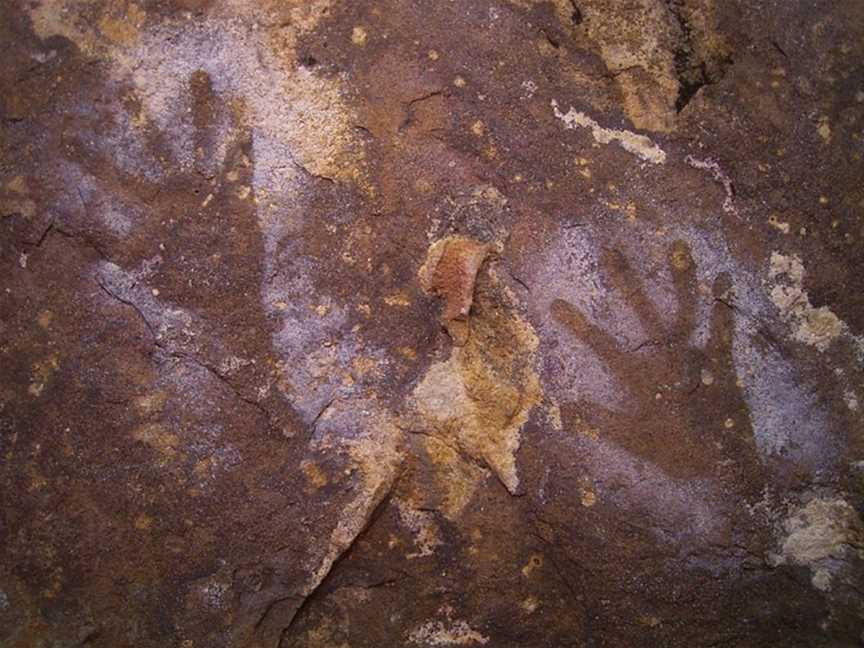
2, 0, 864, 646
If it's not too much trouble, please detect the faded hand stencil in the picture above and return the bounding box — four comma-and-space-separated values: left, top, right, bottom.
33, 1, 373, 424
528, 217, 853, 555
30, 3, 404, 638
30, 5, 546, 638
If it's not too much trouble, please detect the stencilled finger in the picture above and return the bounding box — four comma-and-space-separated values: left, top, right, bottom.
668, 240, 697, 338
707, 272, 736, 359
107, 90, 176, 183
551, 298, 626, 369
67, 130, 162, 224
602, 247, 665, 338
64, 92, 158, 197
189, 70, 238, 179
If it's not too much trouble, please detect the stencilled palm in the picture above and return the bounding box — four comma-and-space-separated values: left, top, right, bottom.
61, 68, 378, 644
551, 240, 764, 486
62, 63, 267, 355
68, 67, 248, 229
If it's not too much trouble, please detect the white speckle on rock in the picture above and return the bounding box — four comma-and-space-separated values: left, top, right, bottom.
811, 568, 832, 591
396, 498, 442, 559
408, 605, 489, 646
200, 581, 229, 609
767, 252, 846, 351
781, 497, 863, 564
776, 497, 864, 592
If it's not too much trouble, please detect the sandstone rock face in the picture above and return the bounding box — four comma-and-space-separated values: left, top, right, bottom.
2, 1, 863, 646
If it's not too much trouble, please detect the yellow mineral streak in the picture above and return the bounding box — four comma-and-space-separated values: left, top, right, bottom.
410, 240, 542, 513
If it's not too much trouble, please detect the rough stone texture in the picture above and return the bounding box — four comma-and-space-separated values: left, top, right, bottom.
2, 0, 864, 646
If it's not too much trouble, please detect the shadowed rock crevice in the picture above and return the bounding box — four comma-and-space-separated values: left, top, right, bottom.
663, 0, 734, 113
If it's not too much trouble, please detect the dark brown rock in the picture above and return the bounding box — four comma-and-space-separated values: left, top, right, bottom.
2, 1, 863, 646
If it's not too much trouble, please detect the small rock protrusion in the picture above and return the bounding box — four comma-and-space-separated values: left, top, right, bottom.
419, 236, 491, 345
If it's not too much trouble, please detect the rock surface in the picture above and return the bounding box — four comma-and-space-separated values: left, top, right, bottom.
1, 0, 864, 646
